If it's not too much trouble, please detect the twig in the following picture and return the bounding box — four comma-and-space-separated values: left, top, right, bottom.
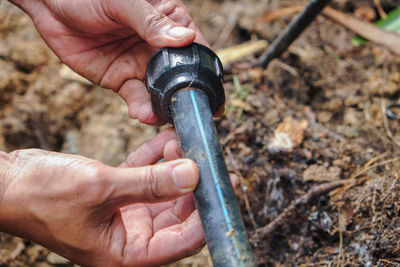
242, 186, 257, 231
377, 258, 400, 266
374, 0, 387, 19
216, 40, 269, 66
337, 206, 344, 267
381, 171, 399, 203
322, 7, 400, 55
213, 10, 239, 49
350, 158, 399, 179
270, 60, 299, 77
253, 180, 348, 239
296, 261, 331, 267
363, 152, 389, 169
253, 5, 304, 27
330, 158, 397, 202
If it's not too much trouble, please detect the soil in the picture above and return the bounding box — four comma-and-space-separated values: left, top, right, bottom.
1, 0, 400, 266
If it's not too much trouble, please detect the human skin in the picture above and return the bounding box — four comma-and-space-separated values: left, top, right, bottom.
0, 129, 205, 267
2, 1, 224, 265
9, 0, 208, 125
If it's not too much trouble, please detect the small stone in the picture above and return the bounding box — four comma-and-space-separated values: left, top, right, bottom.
46, 252, 70, 265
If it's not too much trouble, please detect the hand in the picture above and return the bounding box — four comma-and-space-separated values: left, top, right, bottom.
0, 128, 204, 267
11, 0, 208, 125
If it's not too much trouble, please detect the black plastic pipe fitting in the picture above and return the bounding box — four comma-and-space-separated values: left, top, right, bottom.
145, 43, 255, 267
145, 43, 225, 124
259, 0, 331, 68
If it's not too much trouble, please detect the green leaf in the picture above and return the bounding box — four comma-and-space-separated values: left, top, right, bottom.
352, 5, 400, 46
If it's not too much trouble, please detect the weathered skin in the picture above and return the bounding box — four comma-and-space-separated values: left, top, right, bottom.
0, 129, 205, 267
10, 0, 208, 125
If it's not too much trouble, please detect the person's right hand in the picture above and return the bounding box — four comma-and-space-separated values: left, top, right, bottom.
10, 0, 208, 125
0, 128, 204, 267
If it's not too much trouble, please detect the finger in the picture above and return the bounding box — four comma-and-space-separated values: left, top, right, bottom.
152, 194, 195, 232
99, 41, 156, 90
163, 139, 182, 161
102, 0, 196, 48
146, 211, 204, 264
163, 141, 237, 187
118, 204, 154, 251
102, 159, 199, 208
142, 174, 236, 220
151, 0, 209, 46
123, 210, 204, 266
118, 79, 163, 125
119, 128, 177, 168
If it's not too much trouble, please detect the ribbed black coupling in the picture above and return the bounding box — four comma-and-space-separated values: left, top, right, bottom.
145, 42, 225, 124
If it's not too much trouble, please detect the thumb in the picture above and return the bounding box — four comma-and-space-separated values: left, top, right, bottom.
102, 0, 196, 48
101, 159, 199, 209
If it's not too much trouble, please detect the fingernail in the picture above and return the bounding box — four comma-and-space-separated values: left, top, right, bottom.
167, 26, 195, 39
172, 161, 197, 192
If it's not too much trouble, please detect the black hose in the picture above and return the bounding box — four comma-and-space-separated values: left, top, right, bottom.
259, 0, 331, 68
171, 89, 255, 267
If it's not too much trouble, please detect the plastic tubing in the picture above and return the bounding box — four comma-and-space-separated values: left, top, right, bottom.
171, 89, 255, 267
259, 0, 331, 68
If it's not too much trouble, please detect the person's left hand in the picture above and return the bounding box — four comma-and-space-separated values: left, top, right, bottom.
11, 0, 208, 125
0, 128, 204, 267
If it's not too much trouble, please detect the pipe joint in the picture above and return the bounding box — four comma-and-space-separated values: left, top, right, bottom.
145, 42, 225, 124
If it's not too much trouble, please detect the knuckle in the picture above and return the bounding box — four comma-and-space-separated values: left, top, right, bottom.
179, 10, 193, 27
7, 148, 45, 162
6, 149, 45, 182
7, 150, 21, 163
144, 10, 168, 38
144, 166, 162, 200
168, 6, 193, 27
170, 0, 193, 17
84, 162, 104, 181
74, 163, 109, 205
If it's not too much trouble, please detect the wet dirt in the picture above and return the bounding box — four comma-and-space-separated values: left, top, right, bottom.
1, 0, 400, 266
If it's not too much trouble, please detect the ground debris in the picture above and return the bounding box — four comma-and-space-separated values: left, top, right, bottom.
268, 116, 308, 153
303, 164, 342, 182
2, 0, 400, 266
